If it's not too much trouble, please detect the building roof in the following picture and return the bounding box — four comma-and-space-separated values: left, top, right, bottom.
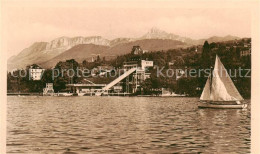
66, 84, 106, 87
29, 64, 43, 69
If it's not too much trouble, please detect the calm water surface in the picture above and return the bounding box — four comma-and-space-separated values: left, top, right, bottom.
7, 96, 250, 153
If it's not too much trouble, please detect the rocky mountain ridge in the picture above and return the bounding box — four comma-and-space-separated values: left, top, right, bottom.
7, 28, 241, 70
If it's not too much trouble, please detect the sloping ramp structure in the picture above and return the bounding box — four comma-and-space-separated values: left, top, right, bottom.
102, 67, 137, 90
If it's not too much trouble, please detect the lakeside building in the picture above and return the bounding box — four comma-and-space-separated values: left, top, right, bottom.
43, 83, 55, 96
66, 84, 107, 94
120, 59, 153, 93
65, 46, 154, 95
29, 64, 44, 80
66, 59, 153, 95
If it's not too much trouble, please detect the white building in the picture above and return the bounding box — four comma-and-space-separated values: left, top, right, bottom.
43, 83, 54, 96
141, 60, 153, 70
122, 60, 154, 93
29, 65, 44, 80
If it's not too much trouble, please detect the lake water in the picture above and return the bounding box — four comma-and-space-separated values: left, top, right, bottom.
7, 96, 250, 153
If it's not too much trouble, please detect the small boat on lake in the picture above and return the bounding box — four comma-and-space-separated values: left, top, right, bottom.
58, 92, 73, 97
77, 92, 86, 96
198, 55, 247, 109
94, 91, 102, 96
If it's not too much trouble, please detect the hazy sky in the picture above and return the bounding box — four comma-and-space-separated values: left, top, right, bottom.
1, 1, 251, 58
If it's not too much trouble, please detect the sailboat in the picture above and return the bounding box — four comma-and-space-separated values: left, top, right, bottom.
198, 55, 247, 109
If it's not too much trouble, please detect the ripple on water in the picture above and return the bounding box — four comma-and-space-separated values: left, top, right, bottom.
7, 96, 250, 153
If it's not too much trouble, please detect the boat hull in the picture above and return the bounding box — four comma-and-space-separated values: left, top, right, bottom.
58, 93, 73, 97
198, 103, 247, 109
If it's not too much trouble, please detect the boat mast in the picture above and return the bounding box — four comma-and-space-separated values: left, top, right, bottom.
209, 66, 213, 94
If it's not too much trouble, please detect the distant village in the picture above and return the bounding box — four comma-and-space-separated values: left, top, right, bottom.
7, 38, 251, 98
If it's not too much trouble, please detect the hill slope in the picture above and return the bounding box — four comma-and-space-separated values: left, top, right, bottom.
7, 36, 110, 70
8, 42, 48, 70
41, 39, 188, 68
103, 39, 188, 57
8, 27, 241, 70
41, 44, 109, 68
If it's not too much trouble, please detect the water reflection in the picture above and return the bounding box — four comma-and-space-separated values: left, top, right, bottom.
7, 96, 250, 153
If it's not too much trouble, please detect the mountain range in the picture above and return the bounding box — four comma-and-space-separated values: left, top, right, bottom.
7, 27, 240, 70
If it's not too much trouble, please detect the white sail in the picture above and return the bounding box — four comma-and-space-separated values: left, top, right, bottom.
200, 76, 211, 100
200, 55, 244, 101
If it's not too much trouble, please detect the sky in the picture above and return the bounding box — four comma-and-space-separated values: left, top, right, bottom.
1, 0, 252, 58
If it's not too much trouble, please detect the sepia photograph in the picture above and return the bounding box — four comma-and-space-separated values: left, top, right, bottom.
1, 0, 260, 153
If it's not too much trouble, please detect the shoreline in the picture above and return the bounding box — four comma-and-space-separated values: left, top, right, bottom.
7, 93, 189, 97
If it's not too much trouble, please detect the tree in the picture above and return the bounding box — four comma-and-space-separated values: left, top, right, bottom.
41, 69, 53, 83
97, 55, 101, 62
175, 77, 200, 96
201, 41, 211, 68
102, 57, 106, 62
54, 77, 67, 92
82, 60, 87, 67
236, 48, 241, 59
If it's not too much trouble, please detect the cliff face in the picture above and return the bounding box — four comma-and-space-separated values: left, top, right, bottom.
7, 36, 111, 70
45, 36, 110, 51
8, 28, 241, 70
41, 39, 188, 68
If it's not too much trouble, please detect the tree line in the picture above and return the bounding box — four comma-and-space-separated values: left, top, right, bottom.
7, 38, 251, 98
